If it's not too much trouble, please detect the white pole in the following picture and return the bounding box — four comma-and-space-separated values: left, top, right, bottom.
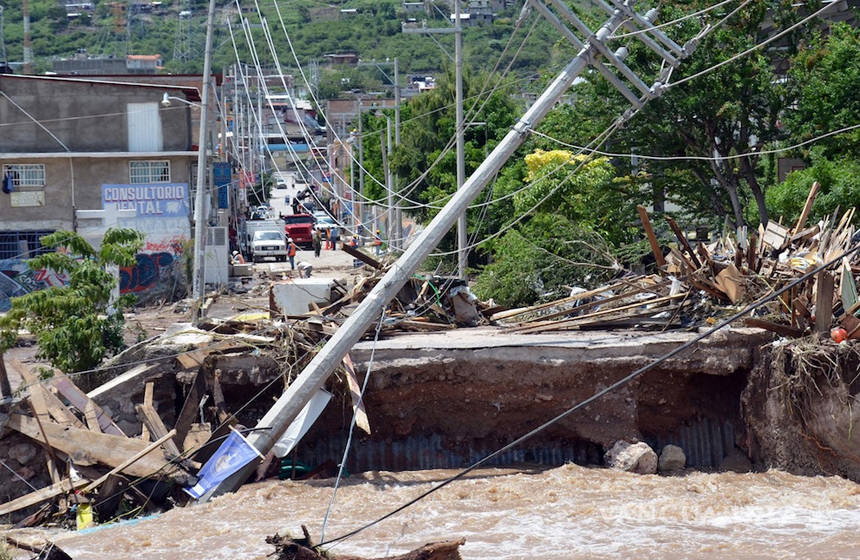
191, 0, 216, 324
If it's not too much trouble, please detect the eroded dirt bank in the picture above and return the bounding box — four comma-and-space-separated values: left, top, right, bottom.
293, 327, 774, 472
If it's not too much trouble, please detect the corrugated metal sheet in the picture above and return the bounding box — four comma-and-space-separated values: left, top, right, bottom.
293, 418, 734, 472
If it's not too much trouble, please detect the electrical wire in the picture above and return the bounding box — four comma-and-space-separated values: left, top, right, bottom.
319, 311, 386, 544
608, 0, 738, 38
318, 240, 860, 547
529, 123, 860, 161
666, 1, 839, 90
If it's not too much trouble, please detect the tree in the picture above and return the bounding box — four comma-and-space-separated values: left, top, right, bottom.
0, 228, 144, 373
782, 23, 860, 159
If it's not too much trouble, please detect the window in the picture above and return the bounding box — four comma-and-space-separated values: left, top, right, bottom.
3, 164, 46, 188
0, 230, 55, 260
129, 160, 170, 184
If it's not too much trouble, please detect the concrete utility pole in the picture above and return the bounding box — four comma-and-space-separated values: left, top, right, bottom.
402, 6, 465, 274
382, 119, 393, 246
191, 0, 217, 325
454, 0, 466, 279
205, 0, 699, 499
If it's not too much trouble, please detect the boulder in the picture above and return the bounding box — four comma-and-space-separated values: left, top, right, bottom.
720, 448, 753, 473
604, 440, 658, 474
658, 444, 686, 473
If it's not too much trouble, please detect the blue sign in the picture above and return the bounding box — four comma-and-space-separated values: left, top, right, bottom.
213, 162, 232, 210
102, 183, 190, 218
184, 428, 263, 500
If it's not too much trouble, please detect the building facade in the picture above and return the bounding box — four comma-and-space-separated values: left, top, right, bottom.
0, 75, 200, 305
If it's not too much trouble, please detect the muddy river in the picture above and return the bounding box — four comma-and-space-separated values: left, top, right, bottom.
53, 464, 860, 559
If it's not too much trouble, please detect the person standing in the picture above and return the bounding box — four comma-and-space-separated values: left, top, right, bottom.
331, 227, 339, 251
373, 228, 383, 256
287, 237, 297, 270
312, 229, 322, 257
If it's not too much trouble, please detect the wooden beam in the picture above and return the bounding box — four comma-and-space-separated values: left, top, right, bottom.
83, 402, 101, 433
665, 216, 701, 268
6, 414, 190, 483
50, 371, 124, 436
342, 354, 370, 435
174, 371, 206, 451
140, 381, 154, 441
0, 353, 12, 398
743, 318, 804, 338
8, 359, 84, 429
637, 205, 666, 268
792, 181, 821, 237
814, 271, 835, 334
135, 403, 182, 460
0, 477, 91, 517
342, 243, 384, 270
80, 429, 178, 494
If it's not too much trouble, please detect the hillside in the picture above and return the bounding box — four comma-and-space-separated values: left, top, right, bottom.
1, 0, 565, 96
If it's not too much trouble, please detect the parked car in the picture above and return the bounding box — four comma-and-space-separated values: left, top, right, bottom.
314, 215, 339, 237
284, 213, 314, 247
250, 230, 287, 263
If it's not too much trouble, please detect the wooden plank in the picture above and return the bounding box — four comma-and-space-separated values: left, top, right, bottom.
637, 205, 666, 267
665, 216, 702, 268
506, 285, 659, 332
792, 181, 821, 237
135, 403, 182, 460
714, 264, 746, 304
8, 359, 83, 429
515, 292, 688, 334
0, 353, 12, 398
342, 354, 371, 435
490, 282, 624, 322
174, 370, 206, 451
51, 371, 125, 436
80, 429, 178, 494
85, 363, 157, 403
6, 414, 188, 482
814, 271, 835, 334
342, 243, 384, 270
140, 381, 154, 441
0, 477, 91, 517
83, 402, 101, 433
841, 258, 858, 313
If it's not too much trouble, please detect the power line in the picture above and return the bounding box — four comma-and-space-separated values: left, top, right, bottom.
529, 123, 860, 162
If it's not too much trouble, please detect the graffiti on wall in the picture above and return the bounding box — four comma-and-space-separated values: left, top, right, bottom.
120, 251, 177, 294
0, 258, 70, 312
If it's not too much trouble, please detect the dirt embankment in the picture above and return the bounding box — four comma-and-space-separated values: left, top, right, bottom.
742, 339, 860, 481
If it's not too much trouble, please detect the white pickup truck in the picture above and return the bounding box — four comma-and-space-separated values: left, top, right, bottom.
250, 230, 287, 263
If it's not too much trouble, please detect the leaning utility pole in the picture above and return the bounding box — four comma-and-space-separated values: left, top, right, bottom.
190, 0, 217, 325
204, 0, 703, 499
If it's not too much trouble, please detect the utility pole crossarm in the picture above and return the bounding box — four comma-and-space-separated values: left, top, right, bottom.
202, 0, 700, 499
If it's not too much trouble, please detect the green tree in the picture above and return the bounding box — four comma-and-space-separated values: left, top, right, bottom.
783, 23, 860, 159
766, 153, 860, 227
0, 228, 144, 373
473, 213, 619, 307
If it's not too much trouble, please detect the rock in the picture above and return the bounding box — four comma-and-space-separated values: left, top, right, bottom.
8, 443, 38, 465
604, 440, 658, 474
720, 448, 752, 473
658, 444, 686, 473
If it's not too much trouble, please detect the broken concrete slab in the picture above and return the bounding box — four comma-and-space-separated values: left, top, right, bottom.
269, 278, 337, 316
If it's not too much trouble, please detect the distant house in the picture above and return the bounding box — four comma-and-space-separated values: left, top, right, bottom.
126, 54, 163, 74
0, 75, 200, 301
324, 53, 359, 66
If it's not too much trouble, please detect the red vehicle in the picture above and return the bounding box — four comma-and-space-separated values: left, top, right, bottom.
284, 214, 314, 247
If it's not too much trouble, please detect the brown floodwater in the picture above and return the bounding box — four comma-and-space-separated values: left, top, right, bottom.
53, 465, 860, 559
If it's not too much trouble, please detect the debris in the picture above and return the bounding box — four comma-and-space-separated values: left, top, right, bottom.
266, 527, 466, 560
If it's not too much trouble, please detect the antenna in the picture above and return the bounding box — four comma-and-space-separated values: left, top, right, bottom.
0, 6, 7, 65
173, 1, 193, 63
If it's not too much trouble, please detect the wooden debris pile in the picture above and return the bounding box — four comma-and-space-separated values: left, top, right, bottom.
0, 358, 196, 531
487, 182, 858, 337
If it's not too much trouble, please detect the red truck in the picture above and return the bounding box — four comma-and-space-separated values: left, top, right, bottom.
284, 214, 314, 247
